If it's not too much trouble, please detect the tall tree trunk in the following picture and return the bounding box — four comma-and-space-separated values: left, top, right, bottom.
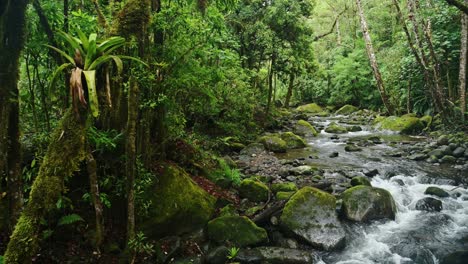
0, 0, 29, 229
87, 147, 104, 249
284, 71, 295, 107
4, 110, 88, 263
459, 1, 468, 121
266, 53, 275, 117
355, 0, 394, 114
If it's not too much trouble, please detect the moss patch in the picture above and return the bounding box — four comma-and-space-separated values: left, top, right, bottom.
140, 163, 216, 238
276, 191, 296, 201
377, 115, 425, 135
335, 105, 359, 115
294, 120, 318, 137
350, 176, 372, 187
271, 182, 298, 193
280, 132, 306, 149
325, 122, 348, 134
259, 135, 287, 153
207, 216, 268, 247
239, 179, 269, 202
341, 186, 396, 222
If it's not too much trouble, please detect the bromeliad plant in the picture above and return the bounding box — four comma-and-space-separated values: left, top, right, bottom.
47, 30, 144, 117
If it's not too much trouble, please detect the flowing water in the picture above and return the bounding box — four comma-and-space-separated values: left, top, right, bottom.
281, 116, 468, 264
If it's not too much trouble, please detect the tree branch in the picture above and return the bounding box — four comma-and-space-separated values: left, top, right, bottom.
445, 0, 468, 14
313, 8, 347, 41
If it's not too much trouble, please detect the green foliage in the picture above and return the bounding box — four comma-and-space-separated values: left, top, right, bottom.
57, 213, 84, 226
87, 126, 122, 152
128, 231, 155, 255
227, 247, 240, 260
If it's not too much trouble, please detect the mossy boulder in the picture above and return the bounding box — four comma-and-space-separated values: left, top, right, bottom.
271, 182, 298, 193
239, 179, 269, 202
341, 186, 396, 222
296, 103, 328, 116
280, 132, 307, 149
219, 204, 238, 217
140, 163, 216, 238
335, 105, 359, 115
420, 115, 433, 129
424, 186, 449, 198
259, 135, 287, 153
325, 122, 348, 134
280, 187, 346, 250
276, 191, 296, 201
350, 176, 372, 187
376, 115, 425, 135
207, 216, 268, 247
294, 120, 318, 137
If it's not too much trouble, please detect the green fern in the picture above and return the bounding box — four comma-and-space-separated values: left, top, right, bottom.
57, 214, 84, 226
0, 255, 4, 264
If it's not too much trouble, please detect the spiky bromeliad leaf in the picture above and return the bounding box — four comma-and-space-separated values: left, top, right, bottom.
97, 37, 125, 54
84, 34, 97, 70
59, 31, 84, 56
57, 214, 84, 226
89, 55, 123, 74
44, 45, 75, 65
83, 70, 99, 117
48, 62, 73, 95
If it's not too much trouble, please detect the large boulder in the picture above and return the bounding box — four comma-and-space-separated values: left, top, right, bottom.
280, 187, 346, 250
294, 120, 318, 137
325, 122, 348, 134
335, 105, 359, 115
341, 186, 396, 222
281, 132, 307, 149
424, 186, 449, 198
207, 216, 268, 247
259, 135, 287, 153
415, 197, 442, 212
376, 115, 425, 135
239, 179, 269, 202
296, 103, 328, 116
236, 247, 315, 264
140, 163, 216, 238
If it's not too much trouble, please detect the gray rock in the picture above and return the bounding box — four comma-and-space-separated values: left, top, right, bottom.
236, 247, 315, 264
428, 149, 445, 159
448, 143, 459, 150
440, 155, 457, 164
290, 165, 314, 175
240, 143, 266, 156
408, 153, 428, 161
453, 147, 466, 158
364, 169, 379, 177
437, 135, 449, 146
280, 187, 346, 250
341, 186, 397, 222
206, 246, 229, 264
415, 197, 442, 212
345, 144, 362, 152
329, 152, 339, 158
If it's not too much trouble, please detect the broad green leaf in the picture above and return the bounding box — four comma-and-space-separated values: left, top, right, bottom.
84, 38, 97, 70
48, 62, 73, 95
88, 55, 123, 73
44, 45, 75, 65
98, 37, 125, 54
77, 29, 89, 51
59, 31, 84, 56
83, 70, 99, 117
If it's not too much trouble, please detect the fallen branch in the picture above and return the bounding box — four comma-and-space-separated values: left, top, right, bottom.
313, 8, 347, 41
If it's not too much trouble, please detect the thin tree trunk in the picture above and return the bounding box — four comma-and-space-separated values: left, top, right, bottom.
460, 1, 468, 121
285, 71, 295, 107
26, 55, 40, 133
407, 79, 412, 114
87, 147, 104, 249
266, 54, 275, 117
356, 0, 394, 114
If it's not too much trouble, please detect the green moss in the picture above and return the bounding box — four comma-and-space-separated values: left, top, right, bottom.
294, 120, 318, 137
259, 135, 287, 153
325, 122, 348, 134
373, 115, 386, 125
296, 103, 324, 113
112, 0, 151, 38
207, 216, 268, 247
350, 176, 372, 187
341, 186, 396, 222
239, 179, 269, 202
219, 204, 238, 217
141, 163, 216, 238
271, 182, 298, 193
335, 105, 359, 115
245, 205, 263, 216
377, 115, 425, 135
420, 115, 433, 129
425, 186, 449, 198
276, 191, 296, 201
280, 132, 306, 149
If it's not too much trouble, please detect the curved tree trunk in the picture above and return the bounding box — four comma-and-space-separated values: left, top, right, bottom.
4, 110, 88, 263
356, 0, 394, 115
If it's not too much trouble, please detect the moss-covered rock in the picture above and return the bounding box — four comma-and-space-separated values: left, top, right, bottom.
424, 186, 449, 198
245, 205, 263, 217
239, 179, 269, 202
271, 182, 298, 193
294, 120, 318, 137
325, 122, 348, 134
296, 103, 328, 116
140, 163, 216, 238
335, 105, 359, 115
420, 115, 433, 129
376, 115, 425, 135
350, 176, 372, 187
341, 186, 396, 222
280, 132, 307, 149
276, 191, 296, 201
259, 135, 287, 153
219, 204, 238, 217
280, 187, 346, 250
207, 216, 268, 247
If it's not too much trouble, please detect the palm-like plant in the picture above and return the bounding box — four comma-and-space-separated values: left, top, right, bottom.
47, 30, 144, 117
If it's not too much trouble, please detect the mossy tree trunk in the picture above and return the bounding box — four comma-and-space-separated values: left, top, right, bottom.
0, 0, 29, 229
4, 110, 88, 263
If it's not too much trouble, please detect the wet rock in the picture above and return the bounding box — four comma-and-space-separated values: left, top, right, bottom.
427, 155, 439, 163
428, 149, 445, 159
345, 144, 362, 152
441, 155, 457, 164
236, 247, 316, 264
239, 179, 269, 202
290, 165, 315, 175
347, 125, 362, 132
440, 251, 468, 264
330, 135, 340, 140
329, 152, 339, 158
240, 143, 266, 156
408, 153, 428, 161
350, 176, 372, 187
206, 246, 229, 264
415, 197, 442, 212
437, 135, 450, 146
281, 132, 307, 149
368, 136, 382, 144
341, 186, 397, 222
271, 182, 298, 193
276, 191, 296, 201
424, 186, 449, 198
325, 122, 348, 134
375, 115, 425, 135
296, 103, 328, 116
286, 176, 297, 182
294, 120, 318, 137
364, 169, 379, 177
207, 216, 268, 247
453, 147, 466, 158
392, 179, 405, 186
335, 105, 359, 115
280, 187, 346, 250
259, 135, 287, 153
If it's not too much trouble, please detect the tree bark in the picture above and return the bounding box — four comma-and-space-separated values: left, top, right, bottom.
87, 147, 104, 249
266, 53, 275, 117
356, 0, 394, 114
284, 71, 295, 107
0, 0, 29, 229
460, 0, 468, 121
